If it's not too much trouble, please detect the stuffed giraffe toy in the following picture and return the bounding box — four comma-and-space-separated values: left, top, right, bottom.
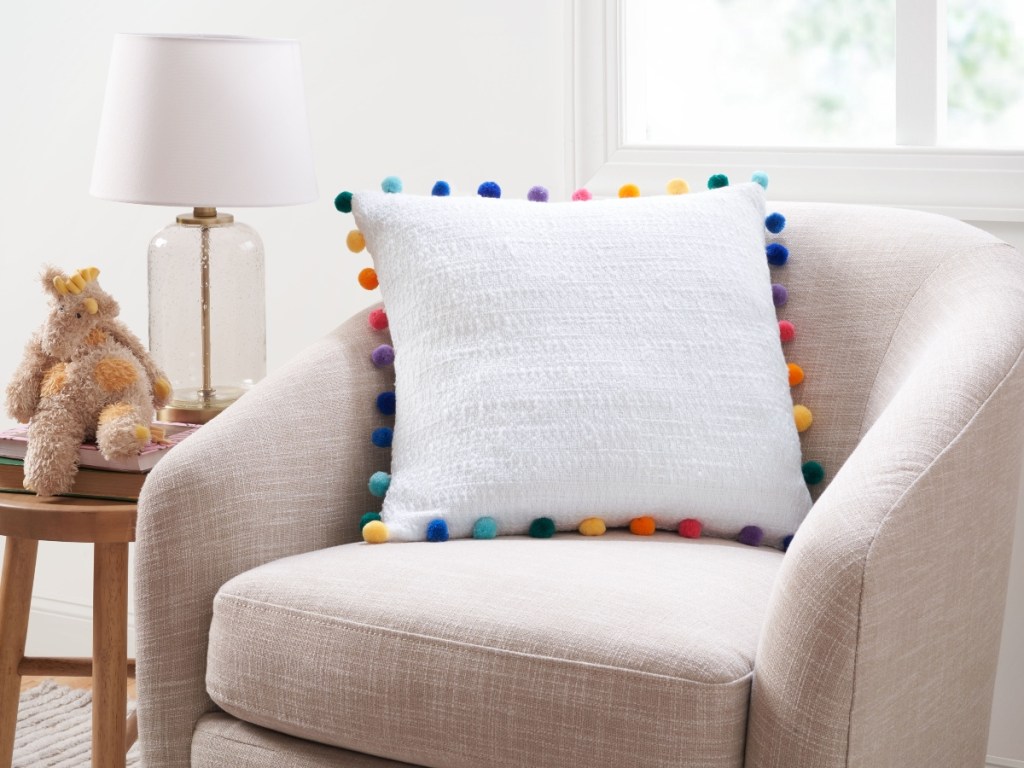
5, 266, 172, 496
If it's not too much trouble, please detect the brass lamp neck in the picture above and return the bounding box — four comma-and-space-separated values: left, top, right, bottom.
176, 207, 234, 227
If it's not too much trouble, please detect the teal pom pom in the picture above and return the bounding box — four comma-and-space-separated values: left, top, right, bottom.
426, 518, 449, 542
359, 512, 382, 529
368, 471, 391, 497
708, 174, 729, 189
478, 181, 502, 198
472, 517, 498, 539
752, 171, 769, 189
765, 212, 786, 234
431, 180, 451, 196
528, 517, 556, 538
802, 460, 825, 485
381, 176, 403, 194
334, 191, 353, 213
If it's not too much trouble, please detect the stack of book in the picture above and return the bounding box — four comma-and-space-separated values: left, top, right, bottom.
0, 422, 200, 501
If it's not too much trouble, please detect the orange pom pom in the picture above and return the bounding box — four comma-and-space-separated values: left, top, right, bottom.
788, 363, 805, 387
618, 183, 640, 198
629, 516, 656, 535
358, 268, 379, 290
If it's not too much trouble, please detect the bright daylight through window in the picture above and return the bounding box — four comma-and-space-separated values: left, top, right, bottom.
623, 0, 1024, 149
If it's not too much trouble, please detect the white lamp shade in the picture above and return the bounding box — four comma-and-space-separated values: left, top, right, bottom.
91, 33, 317, 207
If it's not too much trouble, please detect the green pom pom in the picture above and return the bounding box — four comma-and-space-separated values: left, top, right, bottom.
473, 517, 498, 539
528, 517, 556, 538
802, 460, 825, 485
334, 191, 353, 213
360, 512, 382, 529
708, 174, 729, 189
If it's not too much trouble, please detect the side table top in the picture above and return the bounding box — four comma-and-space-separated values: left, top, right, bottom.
0, 492, 136, 543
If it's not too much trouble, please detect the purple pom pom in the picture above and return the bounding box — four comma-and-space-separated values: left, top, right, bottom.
426, 518, 450, 542
772, 283, 788, 307
737, 525, 764, 547
477, 181, 502, 198
765, 212, 786, 234
766, 243, 790, 266
371, 344, 395, 368
527, 185, 549, 202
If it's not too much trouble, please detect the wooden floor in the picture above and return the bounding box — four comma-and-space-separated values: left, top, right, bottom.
19, 675, 136, 699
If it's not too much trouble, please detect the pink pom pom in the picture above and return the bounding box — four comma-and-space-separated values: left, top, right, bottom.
368, 308, 389, 331
779, 320, 796, 343
571, 188, 592, 202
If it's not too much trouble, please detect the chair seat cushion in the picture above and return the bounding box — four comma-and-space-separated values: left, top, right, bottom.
206, 532, 783, 768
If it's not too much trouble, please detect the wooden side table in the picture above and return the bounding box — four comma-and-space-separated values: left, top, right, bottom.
0, 493, 137, 768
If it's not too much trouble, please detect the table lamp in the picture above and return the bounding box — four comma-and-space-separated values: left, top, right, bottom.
90, 33, 317, 423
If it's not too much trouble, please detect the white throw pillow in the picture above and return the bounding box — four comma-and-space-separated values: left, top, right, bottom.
352, 183, 812, 543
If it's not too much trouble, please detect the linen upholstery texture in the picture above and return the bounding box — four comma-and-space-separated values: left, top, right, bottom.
133, 202, 1024, 768
205, 534, 779, 768
352, 184, 810, 542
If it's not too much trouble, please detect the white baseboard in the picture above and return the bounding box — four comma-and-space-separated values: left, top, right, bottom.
988, 757, 1024, 768
25, 597, 136, 659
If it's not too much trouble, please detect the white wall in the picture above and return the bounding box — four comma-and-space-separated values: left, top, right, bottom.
1, 2, 1021, 765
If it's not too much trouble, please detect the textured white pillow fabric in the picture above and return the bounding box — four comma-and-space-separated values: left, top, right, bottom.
353, 183, 812, 543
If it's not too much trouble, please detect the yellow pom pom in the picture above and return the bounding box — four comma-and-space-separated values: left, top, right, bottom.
347, 230, 366, 253
793, 404, 813, 433
787, 363, 805, 387
578, 517, 606, 536
358, 268, 379, 290
618, 183, 640, 198
134, 424, 151, 441
666, 178, 689, 195
362, 520, 389, 544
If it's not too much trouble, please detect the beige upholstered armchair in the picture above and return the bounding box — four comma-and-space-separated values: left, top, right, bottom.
135, 202, 1024, 768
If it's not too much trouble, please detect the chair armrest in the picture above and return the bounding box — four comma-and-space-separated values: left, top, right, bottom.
134, 308, 391, 768
747, 244, 1024, 768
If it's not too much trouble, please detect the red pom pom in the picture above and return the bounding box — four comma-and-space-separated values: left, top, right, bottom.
368, 308, 389, 331
678, 518, 702, 538
779, 320, 796, 343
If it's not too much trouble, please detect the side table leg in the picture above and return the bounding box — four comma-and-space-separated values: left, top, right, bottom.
0, 536, 38, 767
93, 542, 128, 768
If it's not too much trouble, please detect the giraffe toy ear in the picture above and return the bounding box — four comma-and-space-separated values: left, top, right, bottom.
41, 265, 69, 297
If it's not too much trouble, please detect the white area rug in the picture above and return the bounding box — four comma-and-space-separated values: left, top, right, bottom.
15, 680, 140, 767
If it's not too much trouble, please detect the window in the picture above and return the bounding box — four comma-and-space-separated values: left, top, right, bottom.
574, 0, 1024, 221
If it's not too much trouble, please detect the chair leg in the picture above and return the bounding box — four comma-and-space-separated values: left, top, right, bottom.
93, 542, 128, 768
0, 536, 38, 767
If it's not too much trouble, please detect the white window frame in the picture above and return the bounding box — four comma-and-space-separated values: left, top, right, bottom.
572, 0, 1024, 222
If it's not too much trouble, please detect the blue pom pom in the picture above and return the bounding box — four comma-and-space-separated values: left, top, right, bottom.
527, 185, 549, 202
708, 173, 729, 189
766, 243, 790, 266
371, 427, 393, 448
765, 212, 786, 234
781, 533, 795, 552
431, 180, 451, 196
376, 391, 396, 415
368, 471, 391, 497
737, 525, 764, 547
752, 171, 769, 189
426, 518, 450, 542
477, 181, 502, 198
472, 517, 498, 539
381, 176, 403, 194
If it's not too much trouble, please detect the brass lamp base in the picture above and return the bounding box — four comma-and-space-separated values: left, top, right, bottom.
158, 386, 247, 425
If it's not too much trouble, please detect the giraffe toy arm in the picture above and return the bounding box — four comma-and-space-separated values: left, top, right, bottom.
5, 331, 53, 423
104, 320, 173, 410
